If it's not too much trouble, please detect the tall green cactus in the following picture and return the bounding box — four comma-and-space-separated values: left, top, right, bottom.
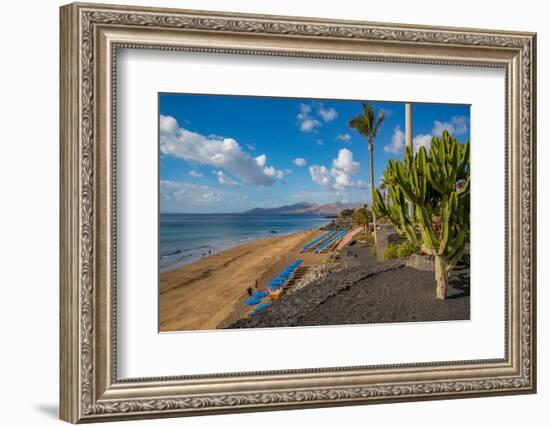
373, 131, 470, 300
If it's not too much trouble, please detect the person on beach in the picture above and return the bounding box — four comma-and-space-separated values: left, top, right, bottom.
254, 280, 259, 290
246, 287, 253, 297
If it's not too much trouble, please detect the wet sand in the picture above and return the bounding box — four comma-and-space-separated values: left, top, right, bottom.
159, 229, 326, 332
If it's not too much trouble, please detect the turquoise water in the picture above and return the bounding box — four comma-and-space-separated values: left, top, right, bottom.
159, 213, 331, 271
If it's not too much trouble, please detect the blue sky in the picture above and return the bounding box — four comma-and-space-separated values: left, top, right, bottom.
159, 93, 470, 213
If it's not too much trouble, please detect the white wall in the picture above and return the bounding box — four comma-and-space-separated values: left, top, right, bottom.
0, 0, 546, 426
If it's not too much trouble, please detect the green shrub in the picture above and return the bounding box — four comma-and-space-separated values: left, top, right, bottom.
383, 244, 399, 260
370, 245, 377, 257
396, 241, 418, 258
383, 241, 418, 260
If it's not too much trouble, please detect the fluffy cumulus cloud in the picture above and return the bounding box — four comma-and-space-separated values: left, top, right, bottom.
296, 104, 321, 133
309, 165, 332, 189
214, 170, 239, 187
332, 148, 359, 175
255, 154, 266, 168
384, 126, 405, 154
317, 104, 338, 122
413, 134, 433, 152
309, 149, 366, 191
432, 115, 469, 137
335, 133, 352, 142
263, 166, 284, 179
296, 102, 338, 133
384, 115, 469, 155
254, 154, 284, 178
293, 158, 307, 167
160, 115, 283, 186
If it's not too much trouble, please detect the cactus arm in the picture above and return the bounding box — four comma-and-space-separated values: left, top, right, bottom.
375, 131, 469, 293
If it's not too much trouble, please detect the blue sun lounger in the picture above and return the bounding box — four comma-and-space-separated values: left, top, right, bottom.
302, 231, 336, 251
314, 230, 347, 253
266, 259, 303, 291
250, 302, 271, 315
244, 296, 261, 306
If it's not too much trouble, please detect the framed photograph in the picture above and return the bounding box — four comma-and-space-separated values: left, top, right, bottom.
60, 2, 537, 423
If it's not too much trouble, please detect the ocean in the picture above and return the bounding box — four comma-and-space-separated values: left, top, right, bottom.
159, 213, 332, 272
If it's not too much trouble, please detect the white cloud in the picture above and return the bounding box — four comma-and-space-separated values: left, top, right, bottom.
317, 105, 338, 122
296, 102, 339, 132
255, 154, 266, 168
293, 158, 307, 167
263, 166, 284, 179
432, 115, 469, 137
296, 103, 321, 133
384, 126, 405, 154
300, 118, 320, 132
309, 165, 332, 190
160, 180, 224, 206
332, 148, 359, 175
413, 134, 433, 152
309, 149, 365, 191
296, 103, 312, 120
331, 168, 366, 190
384, 115, 469, 156
214, 170, 239, 187
188, 170, 203, 178
246, 144, 255, 151
160, 115, 281, 187
335, 133, 352, 142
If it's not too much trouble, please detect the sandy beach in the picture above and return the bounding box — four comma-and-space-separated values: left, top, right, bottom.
159, 229, 326, 332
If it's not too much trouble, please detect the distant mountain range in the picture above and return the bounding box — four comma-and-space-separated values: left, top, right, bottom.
242, 201, 363, 216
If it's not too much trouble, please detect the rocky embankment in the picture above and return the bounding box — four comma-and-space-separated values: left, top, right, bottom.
226, 258, 470, 329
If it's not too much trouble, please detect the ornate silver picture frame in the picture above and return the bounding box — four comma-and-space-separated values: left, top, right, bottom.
60, 2, 536, 423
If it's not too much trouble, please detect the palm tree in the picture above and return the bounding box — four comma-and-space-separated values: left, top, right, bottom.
349, 104, 385, 247
352, 204, 372, 237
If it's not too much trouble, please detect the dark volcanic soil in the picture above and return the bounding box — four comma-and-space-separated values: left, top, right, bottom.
227, 251, 470, 329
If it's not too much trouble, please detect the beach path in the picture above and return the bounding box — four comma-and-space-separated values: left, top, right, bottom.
159, 230, 324, 332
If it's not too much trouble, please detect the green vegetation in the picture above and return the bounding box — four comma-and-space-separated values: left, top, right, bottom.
383, 241, 418, 260
352, 204, 373, 236
349, 104, 385, 247
339, 208, 355, 218
383, 244, 399, 260
373, 131, 470, 300
370, 245, 377, 257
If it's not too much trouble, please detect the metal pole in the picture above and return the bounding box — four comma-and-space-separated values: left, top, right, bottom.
405, 103, 414, 218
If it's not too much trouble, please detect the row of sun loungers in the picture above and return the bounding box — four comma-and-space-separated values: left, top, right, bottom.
266, 260, 303, 290
244, 260, 304, 315
302, 230, 337, 252
243, 228, 359, 317
302, 229, 350, 254
314, 230, 347, 253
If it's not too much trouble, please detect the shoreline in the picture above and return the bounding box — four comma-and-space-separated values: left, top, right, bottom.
159, 212, 334, 273
159, 229, 327, 332
160, 226, 327, 274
